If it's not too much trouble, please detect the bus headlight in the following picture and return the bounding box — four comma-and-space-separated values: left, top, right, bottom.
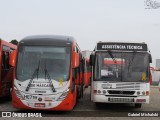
14, 86, 24, 100
97, 90, 101, 94
103, 90, 106, 94
142, 91, 145, 95
137, 91, 140, 95
57, 90, 69, 101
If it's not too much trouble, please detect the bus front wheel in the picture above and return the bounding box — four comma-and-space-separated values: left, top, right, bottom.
95, 102, 102, 108
135, 103, 142, 108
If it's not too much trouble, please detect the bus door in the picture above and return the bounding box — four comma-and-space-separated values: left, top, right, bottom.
1, 46, 13, 96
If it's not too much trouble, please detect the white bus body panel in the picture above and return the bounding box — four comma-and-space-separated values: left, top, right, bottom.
91, 81, 150, 103
14, 79, 70, 109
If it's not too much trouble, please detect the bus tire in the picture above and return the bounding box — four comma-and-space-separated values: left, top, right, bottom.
9, 88, 12, 98
71, 81, 75, 93
95, 102, 101, 107
77, 86, 81, 99
9, 83, 12, 98
75, 88, 78, 106
135, 103, 142, 108
80, 85, 83, 98
90, 86, 92, 101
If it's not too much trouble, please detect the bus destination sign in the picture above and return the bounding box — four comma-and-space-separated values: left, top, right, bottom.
97, 43, 148, 51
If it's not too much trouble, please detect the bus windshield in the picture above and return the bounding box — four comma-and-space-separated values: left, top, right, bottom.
16, 46, 71, 81
94, 52, 150, 82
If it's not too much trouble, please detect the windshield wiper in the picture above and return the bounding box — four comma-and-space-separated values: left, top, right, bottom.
26, 60, 40, 91
128, 52, 136, 72
44, 63, 56, 92
108, 51, 117, 63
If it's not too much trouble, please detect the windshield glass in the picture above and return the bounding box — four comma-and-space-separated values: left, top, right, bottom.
17, 46, 71, 81
94, 52, 150, 82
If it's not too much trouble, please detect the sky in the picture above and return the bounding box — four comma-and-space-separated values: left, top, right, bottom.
0, 0, 160, 66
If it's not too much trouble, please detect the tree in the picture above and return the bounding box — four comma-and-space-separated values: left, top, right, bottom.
10, 39, 18, 45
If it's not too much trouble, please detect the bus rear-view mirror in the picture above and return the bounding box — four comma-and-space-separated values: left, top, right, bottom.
72, 52, 79, 68
9, 50, 17, 67
90, 54, 94, 66
149, 54, 152, 63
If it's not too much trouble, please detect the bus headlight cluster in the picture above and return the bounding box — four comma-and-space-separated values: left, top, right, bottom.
97, 90, 107, 95
14, 86, 24, 100
136, 91, 147, 96
57, 89, 69, 101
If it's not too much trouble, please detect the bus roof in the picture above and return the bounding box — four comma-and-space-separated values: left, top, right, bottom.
19, 35, 75, 46
0, 40, 17, 49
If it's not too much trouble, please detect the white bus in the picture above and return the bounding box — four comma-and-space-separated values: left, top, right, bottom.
90, 42, 152, 108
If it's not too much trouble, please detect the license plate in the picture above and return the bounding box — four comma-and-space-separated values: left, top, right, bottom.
34, 103, 45, 108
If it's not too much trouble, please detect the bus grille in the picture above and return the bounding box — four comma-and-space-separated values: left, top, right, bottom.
108, 90, 135, 95
116, 83, 140, 90
109, 98, 134, 103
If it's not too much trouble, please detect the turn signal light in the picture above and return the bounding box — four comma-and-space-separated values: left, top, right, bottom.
93, 90, 97, 94
146, 91, 149, 96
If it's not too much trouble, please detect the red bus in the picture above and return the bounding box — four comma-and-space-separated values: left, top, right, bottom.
149, 67, 154, 85
83, 58, 91, 88
82, 51, 92, 88
0, 39, 17, 97
10, 35, 84, 110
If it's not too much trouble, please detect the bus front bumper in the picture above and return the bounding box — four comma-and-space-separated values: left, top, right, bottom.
93, 95, 149, 103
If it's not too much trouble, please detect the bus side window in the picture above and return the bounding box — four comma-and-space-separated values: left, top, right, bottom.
2, 51, 10, 70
